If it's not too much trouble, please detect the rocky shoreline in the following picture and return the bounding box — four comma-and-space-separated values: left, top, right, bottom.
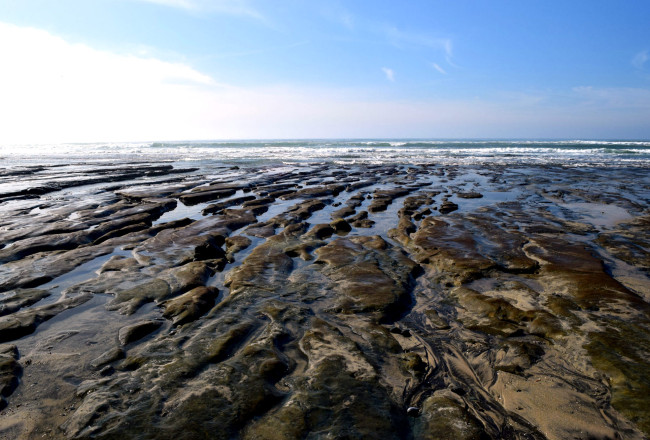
0, 161, 648, 439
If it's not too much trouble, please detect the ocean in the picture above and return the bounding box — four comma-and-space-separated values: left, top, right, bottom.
1, 139, 649, 167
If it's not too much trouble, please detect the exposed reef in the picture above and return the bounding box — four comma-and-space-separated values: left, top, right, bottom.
0, 161, 648, 439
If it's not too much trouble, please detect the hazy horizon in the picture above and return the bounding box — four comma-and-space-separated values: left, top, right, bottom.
2, 137, 650, 147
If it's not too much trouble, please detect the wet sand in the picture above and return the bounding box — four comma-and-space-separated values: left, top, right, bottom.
0, 161, 648, 439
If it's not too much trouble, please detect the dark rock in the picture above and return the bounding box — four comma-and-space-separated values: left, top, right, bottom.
162, 286, 219, 326
147, 217, 194, 236
439, 201, 459, 214
410, 217, 495, 285
307, 224, 335, 239
118, 320, 163, 345
314, 236, 419, 322
242, 204, 269, 216
369, 187, 412, 212
0, 289, 50, 316
352, 218, 375, 228
242, 197, 275, 207
457, 191, 483, 199
98, 255, 141, 273
0, 344, 20, 400
178, 187, 238, 205
330, 218, 351, 233
282, 184, 345, 199
225, 235, 252, 262
0, 294, 93, 343
349, 210, 368, 222
109, 279, 171, 315
99, 365, 114, 376
202, 195, 256, 215
90, 347, 126, 369
413, 394, 487, 439
331, 205, 356, 219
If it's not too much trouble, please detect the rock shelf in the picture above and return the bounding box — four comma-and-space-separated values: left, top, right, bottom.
0, 161, 648, 439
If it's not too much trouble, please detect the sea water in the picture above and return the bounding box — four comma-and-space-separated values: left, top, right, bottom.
1, 139, 649, 167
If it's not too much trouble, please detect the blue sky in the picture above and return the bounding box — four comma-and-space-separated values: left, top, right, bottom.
0, 0, 649, 142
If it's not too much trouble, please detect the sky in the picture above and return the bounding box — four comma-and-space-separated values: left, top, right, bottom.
0, 0, 649, 143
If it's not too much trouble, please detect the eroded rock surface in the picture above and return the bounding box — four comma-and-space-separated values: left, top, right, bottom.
0, 162, 648, 439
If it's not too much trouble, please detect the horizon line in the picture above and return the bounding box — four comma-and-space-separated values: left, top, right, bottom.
2, 137, 650, 146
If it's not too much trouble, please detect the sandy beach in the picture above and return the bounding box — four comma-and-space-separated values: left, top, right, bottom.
0, 160, 648, 439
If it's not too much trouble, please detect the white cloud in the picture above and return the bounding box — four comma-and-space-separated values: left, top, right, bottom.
632, 50, 648, 70
431, 63, 447, 75
381, 67, 395, 82
0, 22, 226, 143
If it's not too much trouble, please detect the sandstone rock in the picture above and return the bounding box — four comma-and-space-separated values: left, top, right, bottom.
411, 217, 495, 284
439, 200, 459, 214
179, 187, 238, 205
306, 224, 335, 239
98, 255, 141, 273
413, 393, 487, 440
0, 293, 92, 343
331, 205, 356, 219
281, 184, 345, 199
160, 262, 214, 296
109, 279, 171, 315
162, 286, 219, 325
225, 235, 252, 262
457, 191, 483, 199
315, 236, 420, 322
330, 218, 351, 234
90, 347, 126, 369
118, 320, 163, 345
369, 187, 411, 212
0, 289, 49, 316
202, 195, 256, 215
0, 344, 20, 408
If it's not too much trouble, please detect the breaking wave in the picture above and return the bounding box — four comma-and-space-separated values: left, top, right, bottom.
1, 139, 649, 167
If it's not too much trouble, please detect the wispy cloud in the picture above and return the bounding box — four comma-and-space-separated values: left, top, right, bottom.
632, 50, 648, 70
431, 63, 447, 75
138, 0, 195, 9
381, 67, 395, 82
136, 0, 266, 21
319, 3, 354, 30
384, 26, 452, 56
382, 25, 457, 69
203, 40, 310, 60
